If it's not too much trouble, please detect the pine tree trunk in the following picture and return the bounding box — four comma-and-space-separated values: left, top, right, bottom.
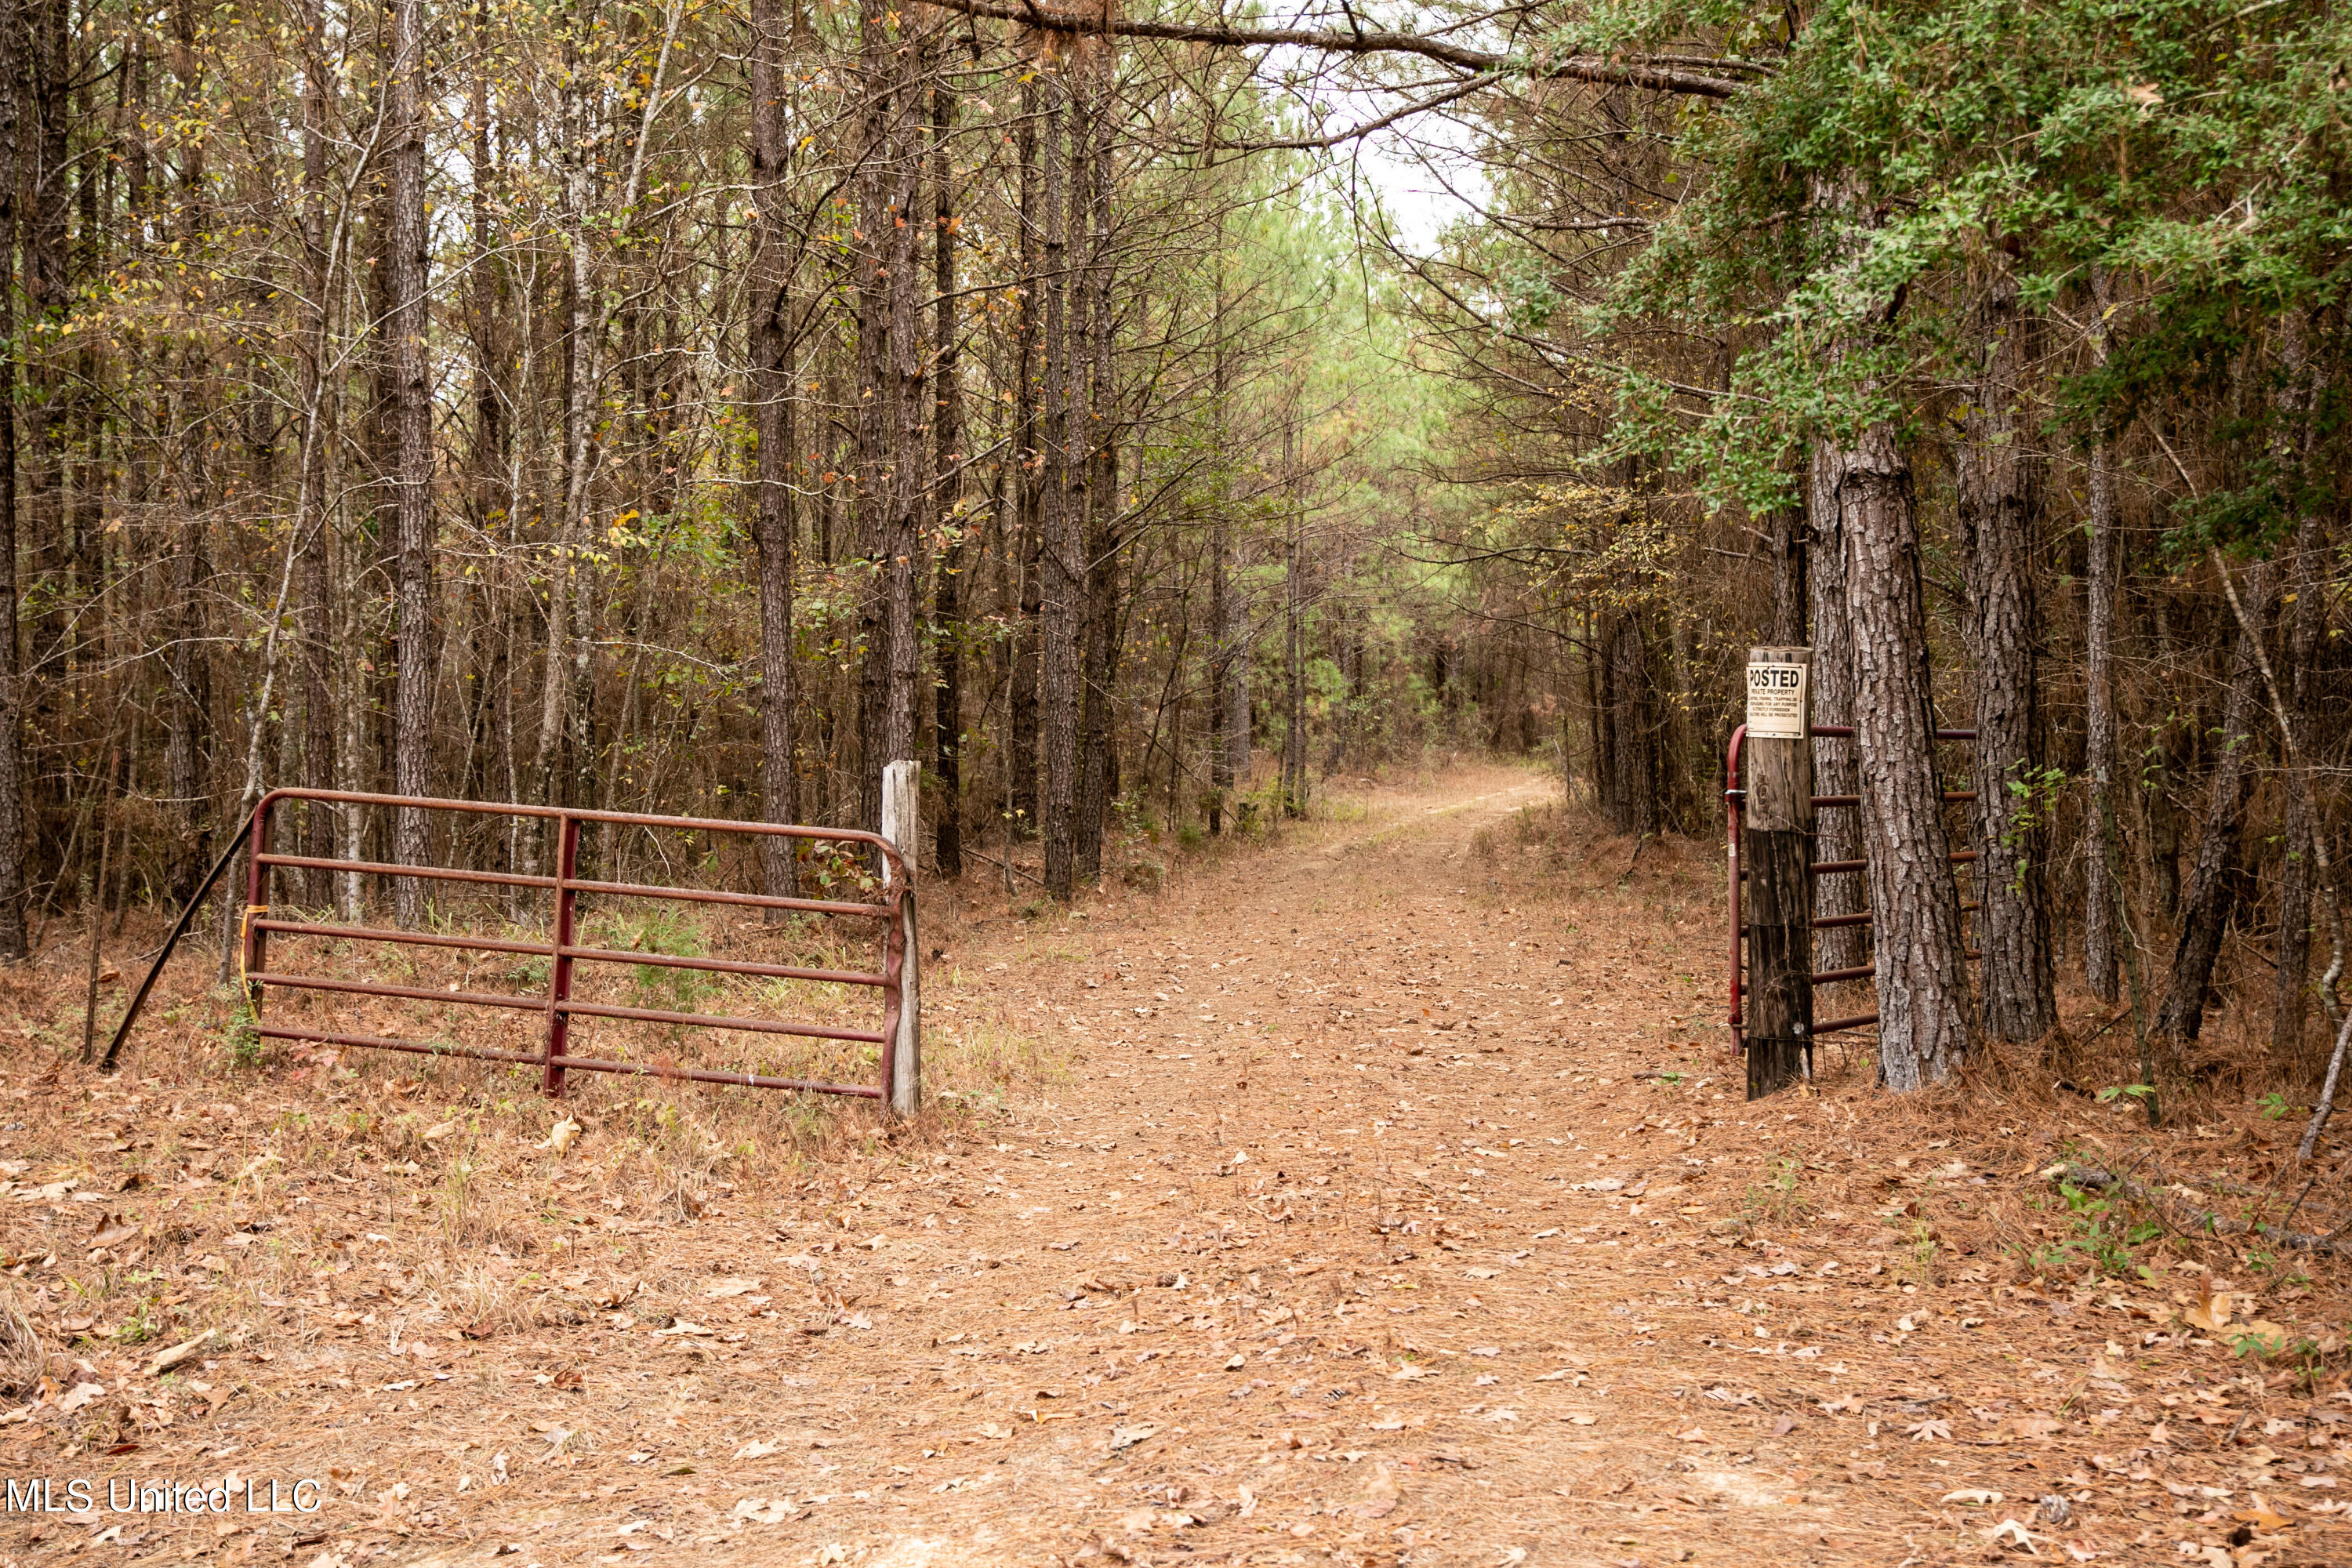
1957, 270, 2054, 1044
387, 0, 434, 925
1208, 516, 1231, 836
2082, 272, 2122, 1004
534, 11, 597, 822
2275, 524, 2321, 1069
1607, 613, 1653, 837
1037, 69, 1080, 898
1008, 70, 1040, 842
2154, 563, 2273, 1046
1805, 435, 1868, 1001
930, 71, 964, 880
749, 0, 799, 897
24, 0, 68, 687
2270, 309, 2322, 1069
1072, 74, 1117, 881
1829, 419, 1973, 1087
0, 0, 27, 960
1769, 499, 1806, 650
882, 41, 924, 771
298, 0, 338, 905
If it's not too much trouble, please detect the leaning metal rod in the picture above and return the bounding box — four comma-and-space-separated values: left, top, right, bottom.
99, 800, 264, 1073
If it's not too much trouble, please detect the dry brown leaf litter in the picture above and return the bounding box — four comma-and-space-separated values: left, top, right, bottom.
0, 763, 2347, 1568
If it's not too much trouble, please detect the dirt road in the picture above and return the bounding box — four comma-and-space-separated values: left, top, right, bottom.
5, 766, 2346, 1567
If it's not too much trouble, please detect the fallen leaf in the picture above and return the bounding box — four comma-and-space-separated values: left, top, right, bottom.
1355, 1463, 1400, 1519
1675, 1426, 1707, 1443
1907, 1418, 1954, 1442
1109, 1423, 1157, 1452
733, 1497, 794, 1524
1983, 1518, 2048, 1553
148, 1329, 215, 1377
735, 1440, 782, 1460
420, 1120, 458, 1142
55, 1382, 107, 1413
2183, 1285, 2233, 1334
705, 1277, 763, 1298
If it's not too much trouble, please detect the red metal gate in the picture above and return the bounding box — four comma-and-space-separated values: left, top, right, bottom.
236, 789, 913, 1102
1724, 724, 1983, 1055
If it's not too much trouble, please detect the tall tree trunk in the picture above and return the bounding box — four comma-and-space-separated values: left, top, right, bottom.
0, 0, 27, 959
2082, 270, 2122, 1003
882, 37, 924, 771
1768, 498, 1806, 648
1957, 268, 2055, 1044
534, 6, 598, 821
24, 0, 68, 686
2274, 515, 2322, 1071
1207, 514, 1231, 836
851, 0, 893, 835
298, 0, 339, 906
1072, 35, 1116, 881
2267, 308, 2324, 1070
1828, 419, 1973, 1087
1606, 612, 1653, 837
2151, 579, 2274, 1047
1007, 68, 1040, 841
931, 69, 965, 880
387, 0, 434, 924
1037, 64, 1080, 898
750, 0, 800, 897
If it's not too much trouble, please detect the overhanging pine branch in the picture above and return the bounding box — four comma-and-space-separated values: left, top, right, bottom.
916, 0, 1751, 99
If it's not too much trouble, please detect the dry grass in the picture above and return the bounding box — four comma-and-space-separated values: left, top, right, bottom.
1, 764, 2347, 1566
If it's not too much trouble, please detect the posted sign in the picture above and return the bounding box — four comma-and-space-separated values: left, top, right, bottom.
1746, 655, 1809, 739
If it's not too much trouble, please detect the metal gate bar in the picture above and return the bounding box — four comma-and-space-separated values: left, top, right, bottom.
1723, 723, 1984, 1053
238, 786, 912, 1102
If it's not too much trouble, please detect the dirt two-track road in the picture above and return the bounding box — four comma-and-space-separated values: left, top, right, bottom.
5, 766, 2347, 1568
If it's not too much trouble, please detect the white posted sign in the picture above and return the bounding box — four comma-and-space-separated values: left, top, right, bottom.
1745, 655, 1809, 739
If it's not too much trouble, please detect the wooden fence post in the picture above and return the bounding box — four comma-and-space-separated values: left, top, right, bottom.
881, 760, 922, 1118
1744, 647, 1814, 1099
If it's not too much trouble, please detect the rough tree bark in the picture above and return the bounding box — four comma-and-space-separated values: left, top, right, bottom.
1830, 420, 1973, 1087
882, 30, 924, 773
2082, 269, 2122, 1004
1768, 499, 1806, 648
2270, 310, 2323, 1069
851, 0, 892, 837
930, 67, 964, 880
298, 0, 339, 906
387, 0, 435, 924
1806, 446, 1867, 989
2153, 561, 2273, 1045
1072, 34, 1118, 880
1956, 267, 2055, 1044
749, 0, 799, 897
1038, 61, 1080, 898
1008, 70, 1040, 839
0, 0, 27, 959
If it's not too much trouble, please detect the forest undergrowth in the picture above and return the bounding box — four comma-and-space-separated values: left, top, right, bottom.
1, 764, 2348, 1567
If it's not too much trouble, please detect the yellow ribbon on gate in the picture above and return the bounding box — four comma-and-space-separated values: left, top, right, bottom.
238, 904, 270, 991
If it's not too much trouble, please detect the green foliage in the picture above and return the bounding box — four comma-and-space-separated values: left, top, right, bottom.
1595, 0, 2352, 536
591, 907, 724, 1014
2034, 1178, 2163, 1277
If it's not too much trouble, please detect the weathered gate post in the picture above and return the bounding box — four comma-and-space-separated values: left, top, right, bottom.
880, 760, 922, 1118
1744, 648, 1814, 1098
